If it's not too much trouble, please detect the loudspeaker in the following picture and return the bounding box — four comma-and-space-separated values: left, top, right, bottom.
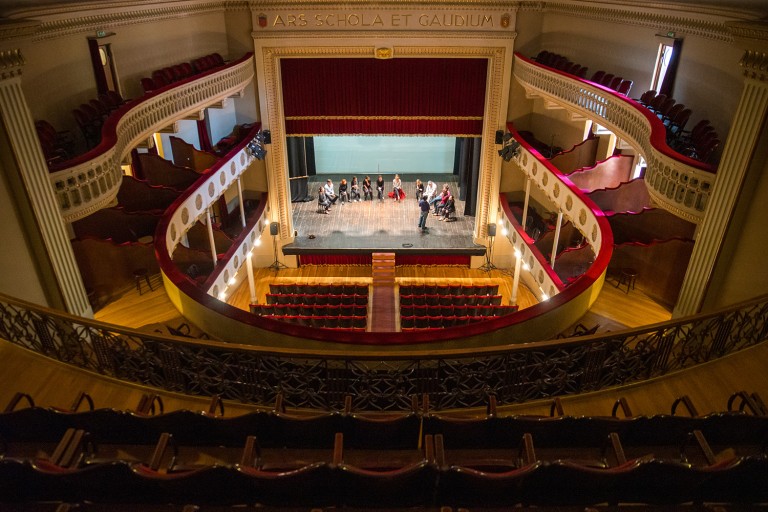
495, 130, 504, 145
270, 222, 279, 236
487, 223, 497, 237
263, 130, 272, 144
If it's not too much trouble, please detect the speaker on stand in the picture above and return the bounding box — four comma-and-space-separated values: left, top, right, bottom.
480, 223, 498, 272
268, 222, 288, 271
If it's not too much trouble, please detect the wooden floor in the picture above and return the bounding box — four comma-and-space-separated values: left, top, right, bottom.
287, 174, 482, 255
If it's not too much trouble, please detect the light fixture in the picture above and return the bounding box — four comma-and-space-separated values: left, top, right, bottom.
228, 277, 236, 286
218, 292, 227, 300
246, 131, 268, 160
498, 132, 521, 162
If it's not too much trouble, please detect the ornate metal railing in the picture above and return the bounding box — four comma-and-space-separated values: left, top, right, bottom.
513, 53, 715, 224
1, 291, 765, 412
49, 53, 255, 223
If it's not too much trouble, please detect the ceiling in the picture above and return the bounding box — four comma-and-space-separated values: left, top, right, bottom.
1, 0, 766, 19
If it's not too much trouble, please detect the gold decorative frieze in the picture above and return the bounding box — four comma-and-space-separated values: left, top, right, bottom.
739, 50, 768, 82
0, 48, 24, 80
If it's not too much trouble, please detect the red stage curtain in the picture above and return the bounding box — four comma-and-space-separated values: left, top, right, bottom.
299, 254, 372, 266
396, 255, 470, 266
281, 58, 487, 135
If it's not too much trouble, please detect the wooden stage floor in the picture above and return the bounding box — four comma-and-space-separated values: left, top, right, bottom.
286, 174, 484, 255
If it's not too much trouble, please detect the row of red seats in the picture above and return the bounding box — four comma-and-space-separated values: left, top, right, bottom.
533, 50, 633, 96
265, 293, 368, 306
638, 90, 720, 163
401, 304, 518, 318
140, 53, 226, 94
402, 315, 491, 329
261, 314, 367, 329
400, 283, 498, 296
251, 303, 367, 317
400, 294, 502, 307
71, 91, 126, 150
269, 283, 368, 296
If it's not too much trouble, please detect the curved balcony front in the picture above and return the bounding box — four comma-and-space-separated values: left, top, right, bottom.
513, 53, 716, 224
48, 53, 255, 223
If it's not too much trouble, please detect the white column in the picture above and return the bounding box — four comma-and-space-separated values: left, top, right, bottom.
245, 252, 257, 304
236, 178, 247, 227
550, 211, 564, 269
674, 27, 768, 316
510, 248, 523, 306
0, 49, 91, 316
206, 208, 218, 267
521, 177, 531, 231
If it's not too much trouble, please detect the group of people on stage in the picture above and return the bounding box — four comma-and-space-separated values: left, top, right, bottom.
317, 176, 456, 227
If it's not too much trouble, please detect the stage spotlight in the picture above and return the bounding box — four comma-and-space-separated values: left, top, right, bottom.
246, 131, 268, 160
498, 138, 521, 162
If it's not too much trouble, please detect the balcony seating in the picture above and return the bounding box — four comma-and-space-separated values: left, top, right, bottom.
140, 53, 228, 96
2, 391, 768, 507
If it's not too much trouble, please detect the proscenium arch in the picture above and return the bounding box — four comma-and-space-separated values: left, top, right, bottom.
252, 31, 516, 248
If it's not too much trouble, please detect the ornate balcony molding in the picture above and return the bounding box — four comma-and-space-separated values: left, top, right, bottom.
157, 127, 270, 303
49, 53, 255, 223
513, 53, 715, 224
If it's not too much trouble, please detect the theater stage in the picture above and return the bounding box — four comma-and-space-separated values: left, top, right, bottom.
283, 174, 486, 264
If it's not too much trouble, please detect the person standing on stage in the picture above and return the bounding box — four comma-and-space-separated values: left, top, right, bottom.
376, 175, 385, 201
324, 179, 338, 205
418, 196, 430, 232
363, 176, 373, 201
392, 174, 403, 202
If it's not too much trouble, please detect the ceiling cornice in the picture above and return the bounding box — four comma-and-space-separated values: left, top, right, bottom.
0, 0, 764, 44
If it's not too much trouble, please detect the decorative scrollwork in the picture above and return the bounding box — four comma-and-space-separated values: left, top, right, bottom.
0, 294, 766, 412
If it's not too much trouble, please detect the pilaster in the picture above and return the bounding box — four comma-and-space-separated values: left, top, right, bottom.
673, 21, 768, 317
0, 48, 91, 317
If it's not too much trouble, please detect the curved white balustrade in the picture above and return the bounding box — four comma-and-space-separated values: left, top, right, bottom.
513, 54, 714, 224
499, 131, 605, 300
49, 55, 255, 223
159, 140, 269, 300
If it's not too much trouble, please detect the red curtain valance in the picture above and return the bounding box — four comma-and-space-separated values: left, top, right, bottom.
281, 58, 487, 135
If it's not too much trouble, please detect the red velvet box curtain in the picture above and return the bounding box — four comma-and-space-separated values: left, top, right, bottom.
281, 58, 487, 136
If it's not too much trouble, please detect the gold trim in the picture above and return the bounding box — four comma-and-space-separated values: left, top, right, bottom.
285, 115, 483, 120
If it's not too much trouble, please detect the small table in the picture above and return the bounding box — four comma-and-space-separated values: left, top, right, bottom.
616, 267, 638, 294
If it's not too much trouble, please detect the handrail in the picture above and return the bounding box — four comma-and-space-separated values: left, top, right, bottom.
0, 290, 765, 411
513, 53, 715, 223
48, 53, 255, 223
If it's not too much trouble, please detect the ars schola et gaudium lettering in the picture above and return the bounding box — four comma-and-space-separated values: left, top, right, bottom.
271, 12, 495, 28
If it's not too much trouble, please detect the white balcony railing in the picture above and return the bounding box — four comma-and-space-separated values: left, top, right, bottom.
49, 54, 255, 223
513, 54, 714, 224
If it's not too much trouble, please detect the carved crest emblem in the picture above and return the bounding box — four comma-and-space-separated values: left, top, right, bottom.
258, 13, 268, 28
375, 47, 393, 59
501, 14, 510, 28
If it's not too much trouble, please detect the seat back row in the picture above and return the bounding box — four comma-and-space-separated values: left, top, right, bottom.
264, 292, 368, 305
251, 303, 367, 317
400, 294, 502, 306
269, 283, 368, 296
401, 304, 517, 318
140, 53, 226, 94
1, 428, 766, 507
400, 283, 498, 296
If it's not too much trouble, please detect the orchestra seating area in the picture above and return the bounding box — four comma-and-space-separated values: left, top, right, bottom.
400, 283, 517, 330
637, 90, 720, 163
251, 282, 369, 330
533, 50, 634, 96
140, 53, 226, 94
1, 390, 766, 508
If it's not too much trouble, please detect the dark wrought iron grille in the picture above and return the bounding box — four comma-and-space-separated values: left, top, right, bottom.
0, 293, 766, 412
